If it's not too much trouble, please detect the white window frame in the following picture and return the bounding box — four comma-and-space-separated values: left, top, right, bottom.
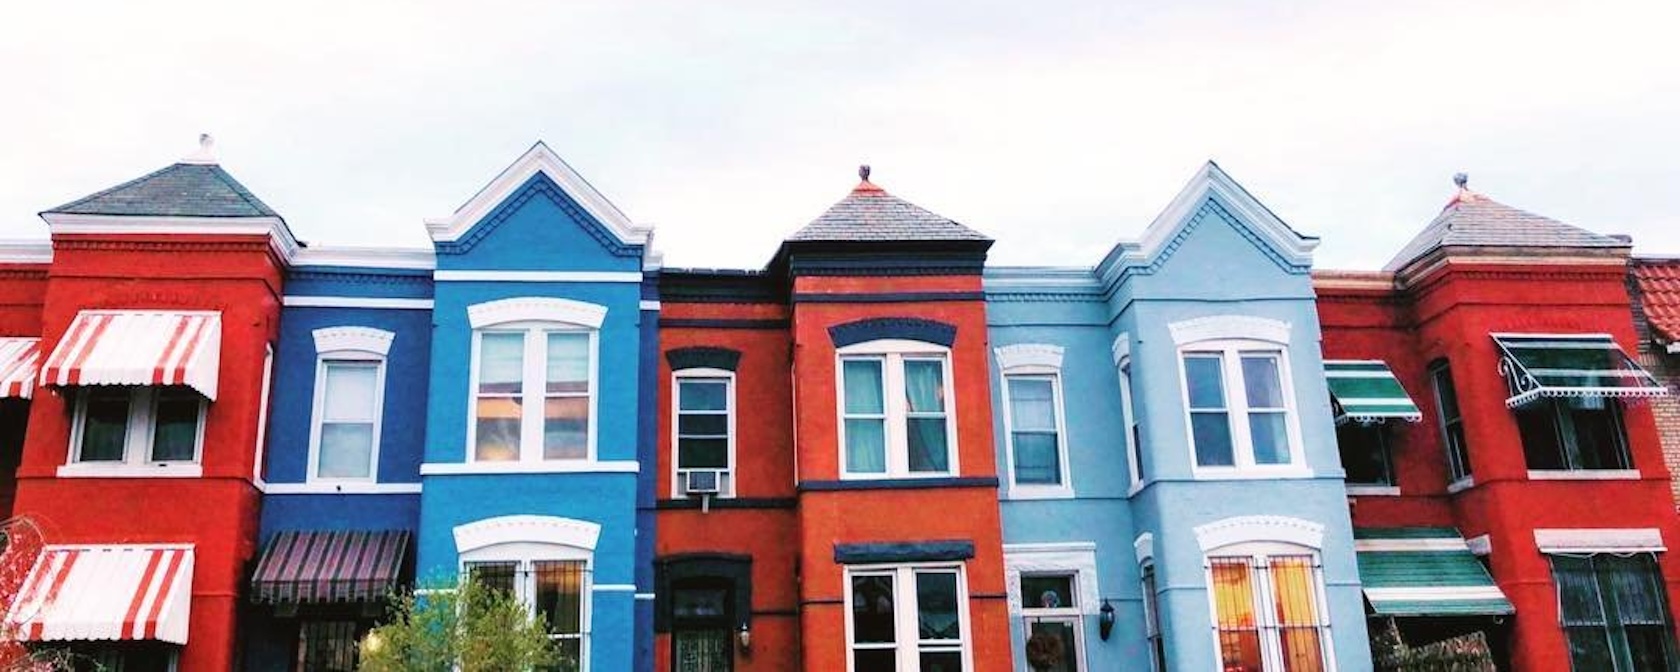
1176, 339, 1307, 477
1202, 540, 1336, 672
455, 515, 599, 671
1018, 571, 1087, 672
997, 345, 1073, 498
64, 386, 207, 477
842, 562, 973, 672
836, 339, 960, 480
307, 354, 388, 484
1141, 561, 1165, 672
1119, 356, 1144, 496
671, 368, 736, 498
460, 551, 593, 670
467, 322, 600, 464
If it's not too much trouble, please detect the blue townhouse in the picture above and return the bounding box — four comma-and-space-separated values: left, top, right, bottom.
984, 163, 1372, 671
246, 248, 436, 669
413, 143, 658, 672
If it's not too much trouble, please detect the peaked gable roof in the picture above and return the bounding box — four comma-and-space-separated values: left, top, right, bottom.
44, 162, 278, 218
425, 142, 652, 252
1384, 185, 1627, 272
786, 169, 990, 243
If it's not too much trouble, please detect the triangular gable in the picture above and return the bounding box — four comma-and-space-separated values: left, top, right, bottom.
1099, 162, 1318, 279
425, 142, 653, 254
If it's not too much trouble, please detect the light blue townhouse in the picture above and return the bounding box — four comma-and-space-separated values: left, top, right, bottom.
246, 248, 436, 670
984, 163, 1372, 672
411, 142, 660, 672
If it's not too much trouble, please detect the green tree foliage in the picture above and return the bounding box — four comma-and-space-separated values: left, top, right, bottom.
359, 575, 561, 672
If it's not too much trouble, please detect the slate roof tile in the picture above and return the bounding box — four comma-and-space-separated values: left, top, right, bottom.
45, 162, 277, 218
787, 171, 989, 243
1384, 187, 1625, 271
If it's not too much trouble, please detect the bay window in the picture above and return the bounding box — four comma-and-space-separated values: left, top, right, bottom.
1180, 344, 1301, 472
472, 327, 595, 463
1518, 397, 1632, 472
847, 565, 969, 672
839, 341, 957, 479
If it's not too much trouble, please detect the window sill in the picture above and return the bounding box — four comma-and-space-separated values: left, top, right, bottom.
420, 460, 639, 476
1446, 476, 1475, 494
1006, 485, 1075, 500
1527, 469, 1642, 481
265, 481, 423, 495
1345, 485, 1402, 497
57, 463, 202, 479
1190, 467, 1314, 481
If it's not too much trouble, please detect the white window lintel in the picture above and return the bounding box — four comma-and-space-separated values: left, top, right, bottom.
1194, 515, 1325, 552
454, 515, 602, 554
1169, 314, 1291, 346
468, 296, 607, 329
312, 326, 395, 357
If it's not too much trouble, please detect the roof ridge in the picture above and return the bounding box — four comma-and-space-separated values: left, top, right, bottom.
203, 163, 277, 216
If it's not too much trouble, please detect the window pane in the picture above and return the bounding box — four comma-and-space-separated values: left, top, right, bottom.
1192, 412, 1235, 467
1248, 412, 1291, 465
677, 414, 728, 436
533, 561, 585, 636
1516, 405, 1565, 470
322, 363, 378, 421
1210, 558, 1263, 672
1336, 422, 1392, 485
1026, 620, 1076, 672
150, 389, 200, 462
918, 651, 964, 672
678, 380, 728, 411
79, 388, 130, 461
907, 418, 950, 473
916, 571, 961, 641
543, 397, 589, 459
318, 423, 374, 478
1271, 556, 1326, 672
843, 360, 885, 414
478, 333, 524, 394
1008, 378, 1057, 431
1600, 555, 1668, 625
468, 562, 518, 596
904, 360, 946, 413
474, 397, 523, 461
1552, 555, 1608, 626
846, 419, 887, 473
1184, 356, 1226, 409
1567, 400, 1629, 470
1241, 354, 1285, 408
1012, 433, 1061, 485
1020, 575, 1075, 610
1433, 365, 1461, 419
298, 620, 361, 672
677, 438, 729, 469
850, 574, 896, 644
852, 650, 896, 672
546, 333, 589, 394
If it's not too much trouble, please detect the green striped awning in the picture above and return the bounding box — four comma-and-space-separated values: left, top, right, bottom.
1493, 334, 1668, 408
1355, 528, 1513, 617
1325, 360, 1423, 424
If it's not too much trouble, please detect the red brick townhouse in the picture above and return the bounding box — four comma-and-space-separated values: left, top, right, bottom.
653, 168, 1011, 672
1316, 176, 1680, 671
1630, 258, 1680, 509
0, 138, 288, 670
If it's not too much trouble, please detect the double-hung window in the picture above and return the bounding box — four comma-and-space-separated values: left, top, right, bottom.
1208, 548, 1331, 672
1336, 422, 1394, 486
1517, 397, 1632, 472
839, 341, 957, 479
1019, 573, 1085, 671
996, 344, 1071, 496
674, 371, 734, 497
1142, 564, 1166, 672
472, 327, 594, 463
1431, 361, 1473, 483
1550, 553, 1677, 671
71, 386, 205, 466
1181, 344, 1300, 472
467, 559, 590, 668
1120, 359, 1145, 489
847, 565, 969, 672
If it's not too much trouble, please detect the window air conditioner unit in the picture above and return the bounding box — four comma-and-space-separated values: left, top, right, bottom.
684, 469, 723, 495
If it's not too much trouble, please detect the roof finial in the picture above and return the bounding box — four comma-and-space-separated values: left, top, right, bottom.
859, 164, 871, 182
182, 133, 217, 165
1453, 172, 1468, 188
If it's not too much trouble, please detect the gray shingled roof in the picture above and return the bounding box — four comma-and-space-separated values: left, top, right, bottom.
1384, 190, 1626, 271
45, 162, 277, 218
786, 180, 989, 243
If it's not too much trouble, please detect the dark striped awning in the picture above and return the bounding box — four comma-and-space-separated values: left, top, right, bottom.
251, 530, 409, 604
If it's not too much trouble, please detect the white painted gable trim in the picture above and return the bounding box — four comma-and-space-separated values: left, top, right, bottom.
1534, 528, 1665, 554
1002, 542, 1102, 615
1169, 314, 1291, 346
1124, 162, 1318, 269
995, 343, 1064, 372
468, 296, 607, 329
1194, 515, 1325, 552
454, 515, 602, 554
313, 326, 395, 357
425, 142, 652, 247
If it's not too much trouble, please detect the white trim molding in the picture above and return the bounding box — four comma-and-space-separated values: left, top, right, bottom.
1110, 332, 1131, 365
639, 300, 660, 311
420, 460, 639, 476
1527, 469, 1642, 481
1002, 542, 1102, 615
467, 296, 607, 329
425, 142, 653, 248
1194, 515, 1326, 552
283, 296, 435, 310
435, 270, 643, 284
0, 240, 51, 264
1345, 485, 1403, 497
293, 246, 435, 269
1534, 528, 1665, 554
1133, 533, 1154, 565
454, 515, 602, 554
41, 212, 301, 261
313, 326, 395, 357
265, 482, 422, 495
994, 343, 1064, 372
1103, 161, 1319, 275
1169, 314, 1292, 346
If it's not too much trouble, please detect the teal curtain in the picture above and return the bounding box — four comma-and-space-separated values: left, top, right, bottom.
904, 360, 948, 472
844, 360, 887, 473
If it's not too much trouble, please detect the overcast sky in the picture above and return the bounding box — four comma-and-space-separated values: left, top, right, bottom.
2, 0, 1676, 270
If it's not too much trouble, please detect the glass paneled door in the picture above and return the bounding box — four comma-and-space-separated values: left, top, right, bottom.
672, 583, 734, 672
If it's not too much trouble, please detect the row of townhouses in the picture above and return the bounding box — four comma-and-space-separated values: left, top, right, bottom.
1, 137, 1679, 672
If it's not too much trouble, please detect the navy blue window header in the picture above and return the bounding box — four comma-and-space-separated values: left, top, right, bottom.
666, 346, 742, 372
828, 317, 957, 348
833, 540, 976, 565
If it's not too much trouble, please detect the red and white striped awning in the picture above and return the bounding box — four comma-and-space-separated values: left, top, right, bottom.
40, 311, 222, 401
6, 545, 195, 645
0, 337, 40, 399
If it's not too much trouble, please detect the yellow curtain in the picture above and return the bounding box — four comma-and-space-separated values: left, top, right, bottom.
1270, 556, 1326, 672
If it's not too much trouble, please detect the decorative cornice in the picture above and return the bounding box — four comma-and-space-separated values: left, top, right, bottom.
666, 346, 742, 372
466, 296, 607, 329
453, 515, 601, 553
1193, 515, 1326, 551
994, 343, 1064, 372
294, 246, 435, 269
313, 326, 395, 357
51, 238, 272, 254
288, 269, 433, 287
829, 317, 958, 348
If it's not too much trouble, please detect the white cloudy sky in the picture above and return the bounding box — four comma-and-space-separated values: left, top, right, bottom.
1, 0, 1676, 270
